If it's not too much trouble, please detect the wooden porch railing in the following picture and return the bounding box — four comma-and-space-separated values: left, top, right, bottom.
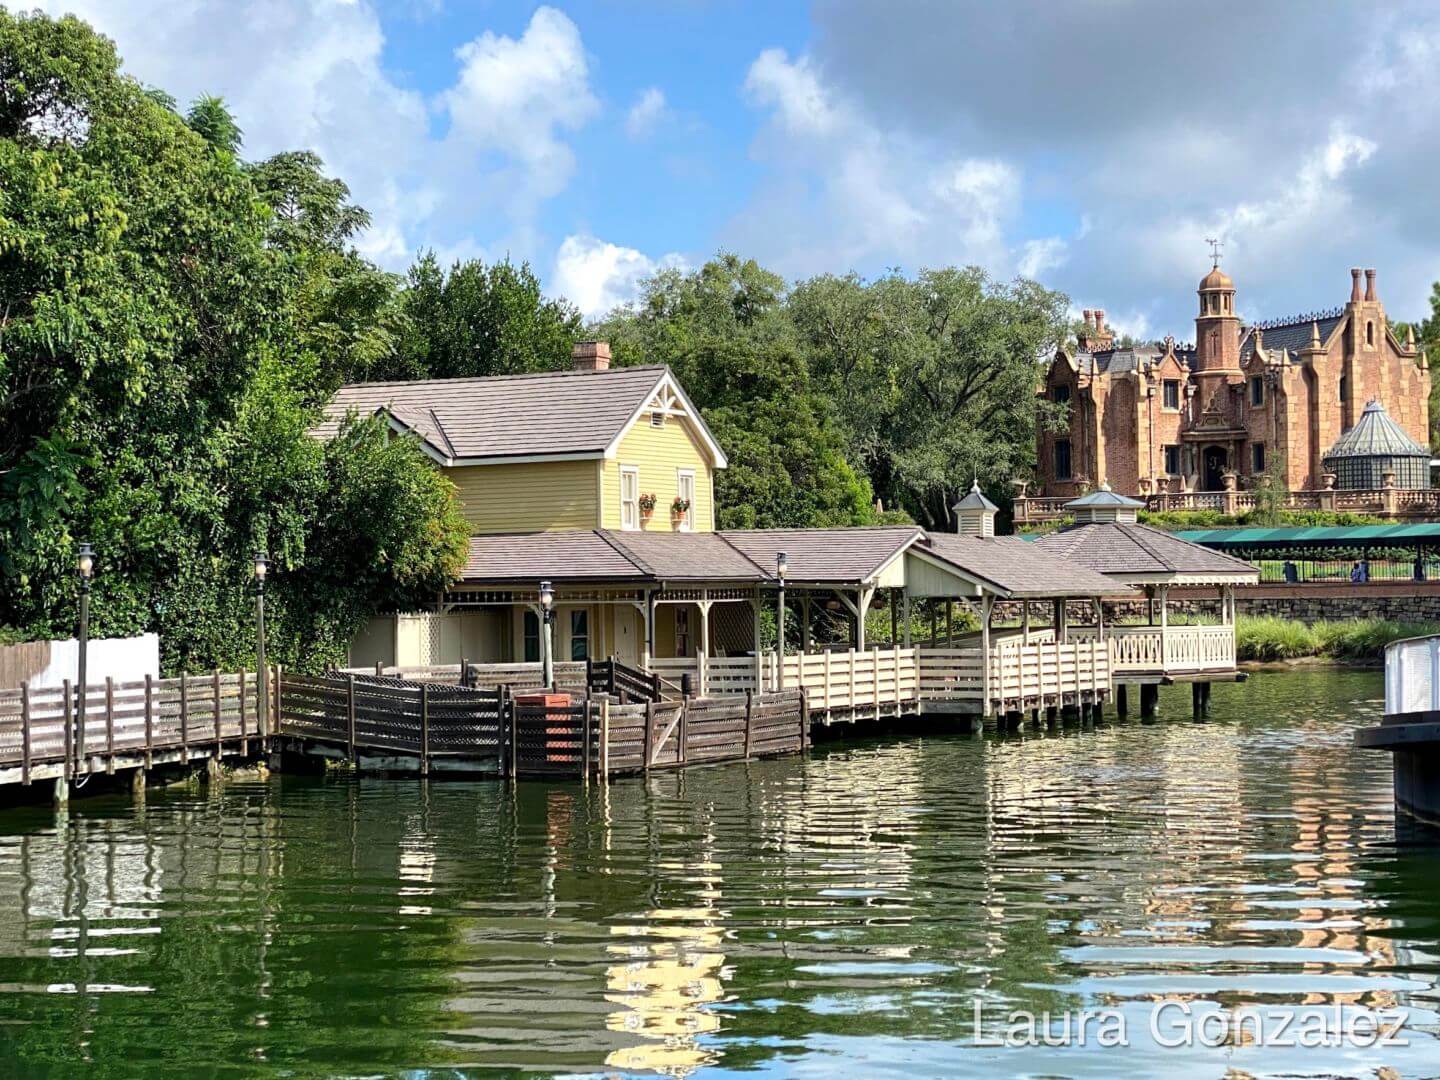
1071, 624, 1236, 674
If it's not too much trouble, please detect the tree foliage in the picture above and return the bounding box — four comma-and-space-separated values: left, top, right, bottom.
598, 256, 880, 529
0, 10, 465, 672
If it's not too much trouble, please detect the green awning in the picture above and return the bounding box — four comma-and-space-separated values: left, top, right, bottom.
1172, 523, 1440, 548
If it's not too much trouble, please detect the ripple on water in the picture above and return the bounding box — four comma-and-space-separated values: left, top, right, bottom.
0, 669, 1437, 1076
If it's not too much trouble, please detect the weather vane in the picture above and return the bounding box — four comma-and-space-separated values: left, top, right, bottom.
1206, 237, 1223, 269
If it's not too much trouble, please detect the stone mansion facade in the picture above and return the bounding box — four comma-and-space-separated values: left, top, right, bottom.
1036, 265, 1431, 497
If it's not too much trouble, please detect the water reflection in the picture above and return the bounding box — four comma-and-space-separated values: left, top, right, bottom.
0, 670, 1437, 1076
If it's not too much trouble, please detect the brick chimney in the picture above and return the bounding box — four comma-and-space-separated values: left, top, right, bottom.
1350, 267, 1363, 303
572, 340, 611, 372
1365, 267, 1377, 302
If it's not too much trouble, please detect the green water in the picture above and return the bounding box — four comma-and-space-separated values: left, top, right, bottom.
1, 669, 1439, 1078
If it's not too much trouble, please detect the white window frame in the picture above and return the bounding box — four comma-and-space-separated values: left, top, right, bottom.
676, 469, 696, 531
620, 466, 640, 531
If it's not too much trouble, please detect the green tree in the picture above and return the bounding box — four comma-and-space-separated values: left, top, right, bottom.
0, 10, 465, 671
598, 255, 881, 528
383, 251, 583, 381
790, 267, 1069, 529
185, 93, 242, 155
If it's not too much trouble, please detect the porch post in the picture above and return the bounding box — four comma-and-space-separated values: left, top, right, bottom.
1022, 602, 1031, 643
1222, 584, 1234, 625
801, 595, 812, 652
945, 600, 953, 646
752, 586, 764, 690
902, 590, 912, 648
890, 591, 898, 645
697, 599, 712, 696
1094, 598, 1105, 641
1159, 585, 1169, 669
981, 594, 994, 717
776, 579, 786, 691
642, 589, 654, 669
855, 587, 874, 651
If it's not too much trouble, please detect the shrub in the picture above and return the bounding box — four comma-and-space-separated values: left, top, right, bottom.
1236, 615, 1440, 662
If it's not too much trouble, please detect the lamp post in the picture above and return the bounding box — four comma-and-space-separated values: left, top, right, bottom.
539, 580, 555, 691
75, 543, 95, 766
776, 552, 788, 690
253, 552, 270, 738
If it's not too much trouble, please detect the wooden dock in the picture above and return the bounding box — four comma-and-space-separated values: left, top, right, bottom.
0, 672, 262, 787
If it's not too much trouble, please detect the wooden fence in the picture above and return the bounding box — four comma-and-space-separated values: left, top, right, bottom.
276, 671, 808, 779
0, 671, 263, 783
277, 672, 504, 772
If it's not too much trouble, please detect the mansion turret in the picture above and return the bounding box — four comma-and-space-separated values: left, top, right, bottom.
1037, 265, 1430, 496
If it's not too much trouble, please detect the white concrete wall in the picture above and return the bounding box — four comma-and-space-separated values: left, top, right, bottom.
25, 634, 160, 690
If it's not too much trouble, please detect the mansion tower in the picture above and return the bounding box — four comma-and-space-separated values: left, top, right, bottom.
1037, 265, 1430, 496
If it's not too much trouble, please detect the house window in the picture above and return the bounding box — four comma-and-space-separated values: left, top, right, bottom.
675, 608, 691, 657
620, 466, 640, 530
569, 609, 589, 660
523, 610, 540, 663
1163, 380, 1180, 410
1250, 376, 1264, 407
1053, 384, 1071, 405
1054, 439, 1072, 481
1164, 445, 1182, 475
1251, 442, 1266, 474
676, 469, 696, 531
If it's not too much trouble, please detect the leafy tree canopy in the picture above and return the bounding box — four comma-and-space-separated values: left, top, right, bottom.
0, 10, 465, 671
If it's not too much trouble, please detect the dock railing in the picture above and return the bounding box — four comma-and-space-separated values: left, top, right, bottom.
0, 671, 263, 783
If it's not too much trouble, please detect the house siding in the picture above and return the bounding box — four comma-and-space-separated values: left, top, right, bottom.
601, 418, 715, 532
448, 459, 601, 533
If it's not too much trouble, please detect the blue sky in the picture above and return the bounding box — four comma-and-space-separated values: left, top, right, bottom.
22, 1, 1440, 337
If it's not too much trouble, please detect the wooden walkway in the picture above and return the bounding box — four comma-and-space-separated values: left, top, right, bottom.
0, 672, 262, 786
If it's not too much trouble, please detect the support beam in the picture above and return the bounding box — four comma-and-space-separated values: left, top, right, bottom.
855, 586, 875, 651
1140, 683, 1158, 718
1116, 683, 1128, 716
801, 596, 812, 652
902, 590, 912, 648
697, 599, 712, 696
980, 594, 995, 717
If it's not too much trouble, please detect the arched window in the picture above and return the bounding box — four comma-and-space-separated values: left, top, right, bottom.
1366, 321, 1375, 347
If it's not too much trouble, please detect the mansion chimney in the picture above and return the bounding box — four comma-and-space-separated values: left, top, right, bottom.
1350, 267, 1363, 302
1365, 267, 1378, 302
572, 340, 611, 372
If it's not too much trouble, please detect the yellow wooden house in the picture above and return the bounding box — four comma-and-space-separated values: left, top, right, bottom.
321, 341, 735, 666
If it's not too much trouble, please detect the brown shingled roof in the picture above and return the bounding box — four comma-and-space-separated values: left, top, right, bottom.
719, 527, 923, 584
316, 365, 701, 463
462, 532, 648, 583
604, 531, 768, 582
1033, 523, 1258, 581
919, 534, 1130, 598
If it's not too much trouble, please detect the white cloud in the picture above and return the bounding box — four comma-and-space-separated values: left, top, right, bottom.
553, 235, 686, 317
625, 87, 668, 140
733, 47, 1032, 278
1018, 237, 1068, 280
28, 2, 599, 272
441, 6, 598, 207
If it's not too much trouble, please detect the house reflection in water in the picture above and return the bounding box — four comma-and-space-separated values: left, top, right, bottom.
603, 843, 728, 1074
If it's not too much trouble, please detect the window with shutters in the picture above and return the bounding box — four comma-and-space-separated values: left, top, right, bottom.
620, 466, 640, 530
676, 469, 695, 531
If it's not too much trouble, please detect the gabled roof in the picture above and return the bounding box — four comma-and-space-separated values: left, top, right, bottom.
1034, 522, 1258, 582
718, 527, 923, 586
316, 364, 727, 467
1323, 399, 1429, 461
918, 534, 1129, 598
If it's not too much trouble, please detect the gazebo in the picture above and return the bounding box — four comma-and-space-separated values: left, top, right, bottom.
1033, 483, 1259, 714
1322, 399, 1430, 490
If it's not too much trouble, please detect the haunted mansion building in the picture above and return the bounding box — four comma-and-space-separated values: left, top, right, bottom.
1036, 265, 1430, 497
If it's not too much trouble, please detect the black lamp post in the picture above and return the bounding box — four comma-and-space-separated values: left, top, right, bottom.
776, 552, 788, 690
253, 552, 269, 738
539, 580, 555, 690
75, 543, 95, 764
